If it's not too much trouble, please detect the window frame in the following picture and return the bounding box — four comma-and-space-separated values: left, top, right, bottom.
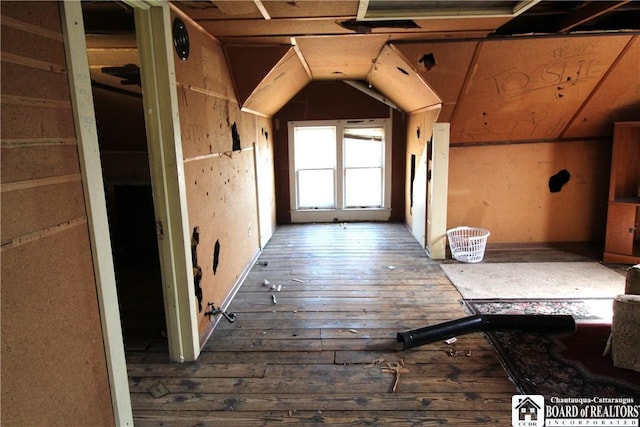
288, 118, 392, 223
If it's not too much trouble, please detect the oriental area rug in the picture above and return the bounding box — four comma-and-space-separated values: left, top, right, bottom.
463, 299, 640, 400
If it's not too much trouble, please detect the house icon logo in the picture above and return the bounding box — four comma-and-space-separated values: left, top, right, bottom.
512, 395, 544, 427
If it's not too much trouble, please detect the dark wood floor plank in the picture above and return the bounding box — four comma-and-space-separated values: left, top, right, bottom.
128, 222, 540, 425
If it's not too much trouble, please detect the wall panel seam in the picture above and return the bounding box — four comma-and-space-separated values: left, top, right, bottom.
0, 15, 64, 41
0, 216, 88, 250
1, 94, 72, 109
0, 138, 77, 148
1, 52, 67, 73
1, 173, 82, 192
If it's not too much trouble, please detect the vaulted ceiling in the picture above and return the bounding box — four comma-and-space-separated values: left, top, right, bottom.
83, 1, 640, 141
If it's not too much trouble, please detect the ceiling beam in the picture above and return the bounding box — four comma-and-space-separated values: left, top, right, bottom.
557, 1, 631, 33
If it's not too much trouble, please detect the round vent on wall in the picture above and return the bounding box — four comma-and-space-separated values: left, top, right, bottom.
172, 18, 189, 61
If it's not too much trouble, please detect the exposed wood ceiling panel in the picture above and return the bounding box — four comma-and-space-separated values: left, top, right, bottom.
393, 41, 479, 121
449, 35, 633, 144
562, 35, 640, 138
296, 35, 387, 80
224, 45, 292, 104
368, 45, 441, 113
241, 47, 311, 116
82, 1, 640, 134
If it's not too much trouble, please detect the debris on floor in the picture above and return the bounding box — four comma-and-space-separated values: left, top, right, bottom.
363, 358, 385, 368
149, 382, 170, 398
381, 359, 410, 393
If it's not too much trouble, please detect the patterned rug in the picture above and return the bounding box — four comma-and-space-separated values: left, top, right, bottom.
463, 299, 640, 399
463, 298, 613, 323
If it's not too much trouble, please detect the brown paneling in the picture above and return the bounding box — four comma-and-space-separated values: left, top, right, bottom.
242, 48, 310, 117
171, 15, 235, 99
224, 44, 292, 104
1, 180, 86, 243
563, 36, 640, 139
1, 145, 80, 183
393, 40, 478, 108
0, 25, 67, 66
450, 35, 633, 144
0, 1, 63, 33
1, 63, 71, 100
391, 109, 407, 222
369, 45, 441, 114
174, 10, 263, 339
183, 151, 259, 335
0, 103, 76, 140
296, 35, 387, 80
1, 226, 113, 426
447, 140, 610, 243
1, 3, 114, 424
178, 87, 240, 158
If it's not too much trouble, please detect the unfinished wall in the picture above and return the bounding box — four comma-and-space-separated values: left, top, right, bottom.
448, 140, 610, 242
1, 2, 114, 425
171, 8, 274, 341
273, 81, 405, 224
394, 35, 639, 244
404, 109, 442, 245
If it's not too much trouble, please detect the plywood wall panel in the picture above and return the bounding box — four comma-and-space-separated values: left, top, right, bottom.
450, 35, 633, 144
1, 145, 80, 183
0, 1, 63, 33
0, 25, 67, 67
563, 36, 640, 139
1, 3, 114, 424
1, 225, 113, 426
171, 10, 235, 100
178, 87, 239, 158
1, 180, 86, 243
447, 140, 610, 243
255, 115, 277, 244
1, 104, 76, 140
1, 62, 70, 100
183, 151, 259, 335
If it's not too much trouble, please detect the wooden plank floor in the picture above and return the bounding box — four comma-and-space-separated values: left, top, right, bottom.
126, 222, 609, 425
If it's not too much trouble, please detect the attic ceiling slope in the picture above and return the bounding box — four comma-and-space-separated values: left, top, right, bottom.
448, 35, 634, 144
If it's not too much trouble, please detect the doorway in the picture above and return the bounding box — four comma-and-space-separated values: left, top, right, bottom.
82, 3, 166, 351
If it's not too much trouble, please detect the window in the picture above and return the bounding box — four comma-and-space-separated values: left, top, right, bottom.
288, 119, 391, 222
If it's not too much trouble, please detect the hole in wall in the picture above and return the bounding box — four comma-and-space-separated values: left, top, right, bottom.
410, 154, 416, 210
231, 122, 241, 151
213, 239, 221, 275
418, 53, 436, 71
191, 226, 203, 312
396, 66, 409, 75
549, 169, 571, 193
416, 126, 421, 139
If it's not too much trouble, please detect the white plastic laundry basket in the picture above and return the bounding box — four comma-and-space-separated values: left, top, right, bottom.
446, 226, 491, 263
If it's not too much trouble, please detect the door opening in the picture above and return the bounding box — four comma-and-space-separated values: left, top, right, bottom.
83, 4, 166, 351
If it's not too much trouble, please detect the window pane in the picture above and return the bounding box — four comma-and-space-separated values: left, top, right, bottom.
345, 168, 382, 208
294, 126, 336, 169
298, 169, 335, 208
344, 127, 383, 168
